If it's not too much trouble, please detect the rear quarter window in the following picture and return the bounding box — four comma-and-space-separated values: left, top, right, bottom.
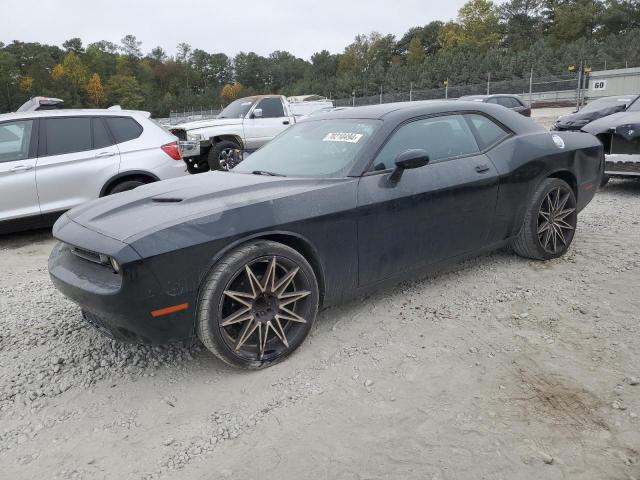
105, 117, 143, 143
466, 114, 511, 150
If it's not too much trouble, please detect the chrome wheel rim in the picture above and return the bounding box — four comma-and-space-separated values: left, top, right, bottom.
218, 256, 311, 362
537, 186, 576, 254
218, 148, 241, 170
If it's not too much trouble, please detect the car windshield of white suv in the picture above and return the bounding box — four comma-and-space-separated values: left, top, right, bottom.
218, 99, 256, 119
233, 119, 380, 178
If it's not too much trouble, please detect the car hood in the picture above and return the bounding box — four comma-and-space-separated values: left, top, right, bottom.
171, 117, 242, 131
556, 106, 621, 126
582, 111, 640, 135
64, 172, 353, 245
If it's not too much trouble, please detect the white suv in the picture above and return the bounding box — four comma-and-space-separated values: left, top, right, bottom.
0, 109, 188, 234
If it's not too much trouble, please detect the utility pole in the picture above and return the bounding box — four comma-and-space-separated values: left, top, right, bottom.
352, 90, 355, 108
445, 79, 449, 99
379, 85, 383, 104
528, 68, 533, 107
409, 82, 413, 102
487, 72, 491, 95
575, 59, 583, 111
582, 65, 591, 107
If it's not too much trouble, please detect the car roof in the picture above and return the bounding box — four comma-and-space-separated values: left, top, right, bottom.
0, 109, 151, 122
459, 94, 522, 100
231, 95, 281, 102
310, 100, 542, 134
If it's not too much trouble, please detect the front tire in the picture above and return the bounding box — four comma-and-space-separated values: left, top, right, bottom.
512, 178, 577, 260
197, 241, 319, 369
207, 140, 241, 171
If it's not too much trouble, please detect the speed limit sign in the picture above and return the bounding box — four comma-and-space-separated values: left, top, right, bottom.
591, 79, 607, 91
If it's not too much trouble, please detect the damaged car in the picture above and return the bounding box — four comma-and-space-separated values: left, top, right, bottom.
582, 97, 640, 186
49, 101, 603, 370
553, 95, 639, 131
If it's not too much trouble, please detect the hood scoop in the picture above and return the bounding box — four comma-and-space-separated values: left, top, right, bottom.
152, 197, 184, 203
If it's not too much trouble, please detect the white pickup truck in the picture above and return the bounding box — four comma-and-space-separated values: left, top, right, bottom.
170, 94, 332, 172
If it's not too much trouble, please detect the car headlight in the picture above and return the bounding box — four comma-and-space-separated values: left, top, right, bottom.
109, 257, 121, 274
187, 133, 204, 142
572, 119, 590, 126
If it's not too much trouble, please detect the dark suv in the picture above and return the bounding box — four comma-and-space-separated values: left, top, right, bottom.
458, 94, 531, 117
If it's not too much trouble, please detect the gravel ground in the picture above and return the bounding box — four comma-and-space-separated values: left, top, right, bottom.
1, 108, 639, 479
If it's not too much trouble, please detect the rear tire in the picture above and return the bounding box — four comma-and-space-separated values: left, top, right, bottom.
600, 174, 610, 188
512, 178, 577, 260
106, 179, 148, 195
197, 240, 319, 369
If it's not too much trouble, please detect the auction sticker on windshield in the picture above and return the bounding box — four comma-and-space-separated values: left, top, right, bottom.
323, 132, 364, 143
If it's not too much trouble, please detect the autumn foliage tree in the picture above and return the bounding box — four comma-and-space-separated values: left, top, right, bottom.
221, 82, 242, 102
85, 73, 106, 106
19, 76, 33, 93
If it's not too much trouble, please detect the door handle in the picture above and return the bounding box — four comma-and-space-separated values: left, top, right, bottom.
283, 120, 290, 125
10, 165, 34, 172
475, 164, 490, 173
95, 151, 115, 158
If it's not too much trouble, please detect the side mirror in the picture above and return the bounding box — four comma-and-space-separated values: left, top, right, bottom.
252, 108, 263, 119
389, 149, 429, 184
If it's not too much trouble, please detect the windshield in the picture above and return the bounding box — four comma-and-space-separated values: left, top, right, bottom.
233, 119, 380, 177
581, 96, 633, 113
218, 98, 256, 119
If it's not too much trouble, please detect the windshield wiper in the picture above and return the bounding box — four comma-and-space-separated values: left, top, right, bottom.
251, 170, 285, 177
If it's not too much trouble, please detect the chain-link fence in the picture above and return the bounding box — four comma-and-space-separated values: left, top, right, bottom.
159, 107, 221, 126
333, 74, 582, 108
161, 64, 640, 122
333, 66, 640, 109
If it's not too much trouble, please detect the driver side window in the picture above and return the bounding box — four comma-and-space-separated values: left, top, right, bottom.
256, 98, 285, 118
371, 115, 480, 171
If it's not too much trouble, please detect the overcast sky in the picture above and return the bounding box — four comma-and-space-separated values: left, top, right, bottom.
1, 0, 468, 59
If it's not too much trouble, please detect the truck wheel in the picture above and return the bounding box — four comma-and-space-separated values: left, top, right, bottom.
208, 140, 241, 171
600, 175, 610, 188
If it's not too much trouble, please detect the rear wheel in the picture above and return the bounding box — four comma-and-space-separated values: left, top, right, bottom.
197, 240, 319, 369
600, 174, 610, 188
512, 178, 577, 260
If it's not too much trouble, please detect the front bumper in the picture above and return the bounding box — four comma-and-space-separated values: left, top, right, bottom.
552, 123, 583, 131
178, 140, 201, 158
48, 218, 196, 344
604, 153, 640, 177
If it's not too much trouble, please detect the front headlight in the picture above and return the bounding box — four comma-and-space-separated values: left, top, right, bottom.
109, 257, 121, 274
187, 133, 204, 142
572, 119, 590, 127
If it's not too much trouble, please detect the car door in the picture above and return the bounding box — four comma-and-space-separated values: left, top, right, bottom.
356, 114, 500, 286
0, 118, 40, 222
35, 116, 120, 215
243, 98, 291, 150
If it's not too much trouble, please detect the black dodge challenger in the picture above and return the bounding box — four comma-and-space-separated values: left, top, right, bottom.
49, 101, 603, 369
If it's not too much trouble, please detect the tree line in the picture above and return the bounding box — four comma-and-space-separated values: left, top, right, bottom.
1, 0, 639, 116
